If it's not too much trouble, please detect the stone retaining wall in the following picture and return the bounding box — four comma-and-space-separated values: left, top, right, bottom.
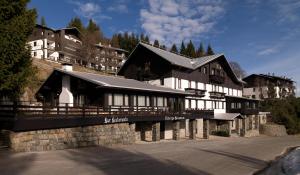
9, 123, 136, 152
260, 124, 287, 136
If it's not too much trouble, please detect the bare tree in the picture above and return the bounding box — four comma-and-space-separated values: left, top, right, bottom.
229, 61, 246, 79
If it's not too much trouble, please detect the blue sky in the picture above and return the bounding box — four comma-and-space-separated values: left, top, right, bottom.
28, 0, 300, 96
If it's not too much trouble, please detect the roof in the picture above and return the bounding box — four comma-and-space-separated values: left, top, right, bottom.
213, 113, 244, 121
243, 74, 294, 82
119, 42, 243, 83
55, 69, 189, 95
35, 24, 82, 36
95, 44, 128, 53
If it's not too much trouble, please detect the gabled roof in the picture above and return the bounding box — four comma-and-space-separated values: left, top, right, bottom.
53, 69, 189, 95
118, 42, 244, 84
243, 74, 294, 83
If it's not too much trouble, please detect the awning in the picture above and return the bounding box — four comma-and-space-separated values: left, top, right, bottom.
212, 113, 244, 121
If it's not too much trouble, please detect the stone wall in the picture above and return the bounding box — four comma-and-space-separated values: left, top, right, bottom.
260, 124, 287, 136
9, 123, 136, 152
244, 129, 260, 137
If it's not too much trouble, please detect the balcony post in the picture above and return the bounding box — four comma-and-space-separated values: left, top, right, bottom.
203, 119, 210, 139
189, 119, 196, 139
172, 120, 180, 140
152, 122, 160, 142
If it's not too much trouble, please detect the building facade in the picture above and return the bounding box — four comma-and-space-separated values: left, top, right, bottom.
27, 25, 127, 73
243, 74, 295, 100
118, 42, 264, 137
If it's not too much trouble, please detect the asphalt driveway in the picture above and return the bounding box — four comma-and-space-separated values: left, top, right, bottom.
0, 135, 299, 175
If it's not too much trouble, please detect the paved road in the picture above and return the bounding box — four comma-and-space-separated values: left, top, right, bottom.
0, 135, 299, 175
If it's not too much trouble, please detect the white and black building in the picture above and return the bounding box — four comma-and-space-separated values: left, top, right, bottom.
118, 42, 267, 137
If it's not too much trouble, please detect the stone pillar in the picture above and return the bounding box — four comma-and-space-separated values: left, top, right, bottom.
241, 118, 246, 136
172, 120, 180, 140
152, 122, 160, 142
228, 121, 232, 136
249, 116, 253, 130
236, 119, 240, 136
255, 115, 260, 130
203, 119, 210, 139
189, 119, 196, 139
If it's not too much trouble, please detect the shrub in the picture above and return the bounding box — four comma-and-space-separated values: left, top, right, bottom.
211, 130, 230, 137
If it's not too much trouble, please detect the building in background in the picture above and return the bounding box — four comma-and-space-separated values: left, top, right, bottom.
243, 74, 295, 100
27, 25, 127, 73
27, 24, 82, 63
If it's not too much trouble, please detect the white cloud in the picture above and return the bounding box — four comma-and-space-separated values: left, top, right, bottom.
274, 0, 300, 23
69, 1, 111, 20
140, 0, 225, 46
257, 46, 279, 56
108, 4, 129, 13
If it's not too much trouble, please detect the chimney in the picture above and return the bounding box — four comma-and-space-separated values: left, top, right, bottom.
62, 63, 73, 71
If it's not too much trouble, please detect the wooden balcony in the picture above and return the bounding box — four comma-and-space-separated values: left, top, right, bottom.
209, 74, 225, 84
185, 88, 206, 97
0, 103, 214, 131
226, 108, 259, 115
209, 91, 226, 99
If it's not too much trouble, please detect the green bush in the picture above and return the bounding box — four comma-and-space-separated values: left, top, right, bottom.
211, 130, 230, 137
261, 97, 300, 134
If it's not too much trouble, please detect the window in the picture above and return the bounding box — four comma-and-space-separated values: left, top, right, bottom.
211, 68, 215, 75
231, 103, 235, 109
33, 52, 36, 56
138, 96, 145, 106
34, 42, 37, 46
237, 103, 241, 109
124, 95, 129, 106
160, 78, 164, 86
114, 94, 123, 106
157, 97, 164, 106
203, 67, 207, 74
146, 96, 150, 106
188, 81, 191, 88
108, 93, 112, 105
253, 88, 256, 92
178, 79, 181, 89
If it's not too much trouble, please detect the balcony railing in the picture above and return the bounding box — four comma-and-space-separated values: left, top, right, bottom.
0, 102, 214, 131
209, 91, 226, 99
209, 74, 225, 84
185, 88, 206, 97
226, 108, 259, 115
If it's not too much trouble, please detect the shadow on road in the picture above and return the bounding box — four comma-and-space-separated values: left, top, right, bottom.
0, 149, 37, 175
64, 146, 212, 175
196, 148, 267, 169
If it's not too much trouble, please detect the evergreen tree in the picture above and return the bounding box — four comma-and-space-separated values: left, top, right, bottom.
67, 17, 85, 33
153, 39, 160, 47
144, 35, 150, 43
170, 44, 178, 53
40, 16, 46, 26
206, 44, 215, 55
110, 34, 119, 48
180, 41, 186, 55
186, 40, 196, 58
140, 33, 145, 42
0, 0, 37, 100
196, 42, 205, 57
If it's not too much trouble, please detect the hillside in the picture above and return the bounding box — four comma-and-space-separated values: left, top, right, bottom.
22, 59, 111, 102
